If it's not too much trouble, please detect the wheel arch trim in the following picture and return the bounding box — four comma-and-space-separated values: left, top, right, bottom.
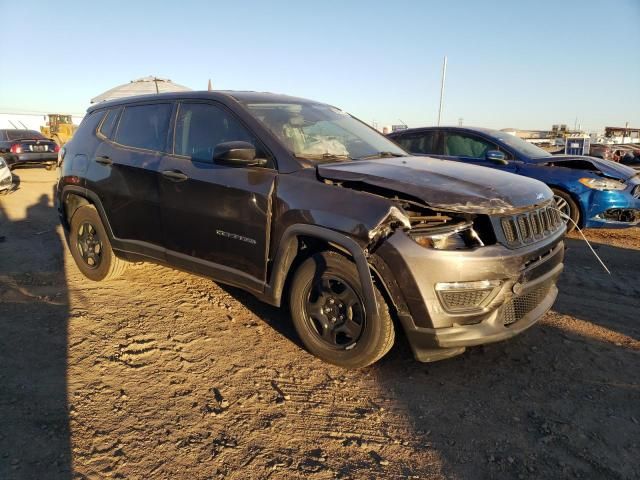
263, 224, 380, 323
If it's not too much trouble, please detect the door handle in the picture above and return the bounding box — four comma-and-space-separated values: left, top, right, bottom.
162, 170, 189, 182
95, 155, 112, 166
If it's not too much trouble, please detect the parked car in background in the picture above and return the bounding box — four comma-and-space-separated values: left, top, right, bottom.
0, 129, 59, 170
56, 91, 565, 368
388, 127, 640, 230
589, 143, 638, 163
0, 156, 12, 193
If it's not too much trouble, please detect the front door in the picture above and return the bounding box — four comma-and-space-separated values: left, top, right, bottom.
441, 131, 518, 173
158, 101, 276, 292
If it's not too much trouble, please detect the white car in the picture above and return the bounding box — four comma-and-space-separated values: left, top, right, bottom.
0, 156, 13, 193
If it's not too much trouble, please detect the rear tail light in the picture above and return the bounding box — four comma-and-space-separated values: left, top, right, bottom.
10, 144, 22, 154
54, 144, 61, 153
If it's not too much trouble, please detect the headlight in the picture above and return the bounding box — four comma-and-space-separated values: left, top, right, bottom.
579, 177, 626, 191
410, 221, 484, 250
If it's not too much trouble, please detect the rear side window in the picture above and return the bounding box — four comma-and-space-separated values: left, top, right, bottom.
115, 103, 172, 152
395, 131, 438, 154
174, 102, 260, 163
99, 108, 121, 139
6, 130, 47, 141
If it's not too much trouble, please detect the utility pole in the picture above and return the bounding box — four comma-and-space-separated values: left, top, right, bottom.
437, 56, 447, 126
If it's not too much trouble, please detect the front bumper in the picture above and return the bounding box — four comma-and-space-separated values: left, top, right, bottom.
375, 228, 565, 362
0, 169, 12, 190
581, 182, 640, 228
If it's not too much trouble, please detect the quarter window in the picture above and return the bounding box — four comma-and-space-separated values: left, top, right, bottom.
99, 108, 121, 139
174, 103, 258, 163
115, 103, 172, 152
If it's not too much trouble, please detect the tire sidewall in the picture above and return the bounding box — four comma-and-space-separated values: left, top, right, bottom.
69, 206, 116, 281
290, 252, 392, 368
552, 188, 580, 231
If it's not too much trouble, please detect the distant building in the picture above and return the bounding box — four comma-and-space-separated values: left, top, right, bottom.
604, 126, 640, 144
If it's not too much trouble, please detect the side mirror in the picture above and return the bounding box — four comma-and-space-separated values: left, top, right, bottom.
485, 150, 508, 165
212, 141, 267, 167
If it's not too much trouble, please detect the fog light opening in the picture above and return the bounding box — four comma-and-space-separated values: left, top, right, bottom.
435, 280, 502, 313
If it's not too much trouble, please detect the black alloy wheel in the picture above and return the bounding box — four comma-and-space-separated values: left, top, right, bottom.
303, 274, 365, 349
76, 221, 103, 269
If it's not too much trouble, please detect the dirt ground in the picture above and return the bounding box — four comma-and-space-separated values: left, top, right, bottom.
1, 168, 638, 480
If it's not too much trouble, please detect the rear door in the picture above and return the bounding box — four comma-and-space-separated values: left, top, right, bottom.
158, 101, 277, 291
88, 102, 172, 256
392, 130, 442, 156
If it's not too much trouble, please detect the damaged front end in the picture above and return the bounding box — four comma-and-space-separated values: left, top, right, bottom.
318, 167, 566, 363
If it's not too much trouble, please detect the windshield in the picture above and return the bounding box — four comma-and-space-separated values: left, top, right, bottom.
493, 131, 552, 158
241, 101, 407, 162
6, 130, 47, 141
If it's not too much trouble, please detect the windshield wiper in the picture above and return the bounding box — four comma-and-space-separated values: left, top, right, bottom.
357, 151, 406, 160
294, 153, 352, 162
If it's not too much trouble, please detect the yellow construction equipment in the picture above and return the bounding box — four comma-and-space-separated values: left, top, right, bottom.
40, 114, 77, 145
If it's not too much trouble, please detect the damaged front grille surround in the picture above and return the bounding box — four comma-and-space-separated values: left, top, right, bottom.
497, 204, 563, 248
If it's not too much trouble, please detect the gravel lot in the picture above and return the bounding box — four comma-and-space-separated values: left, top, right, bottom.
1, 168, 639, 479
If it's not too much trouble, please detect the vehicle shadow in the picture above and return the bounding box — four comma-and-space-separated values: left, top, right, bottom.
369, 238, 640, 479
223, 239, 640, 479
218, 284, 303, 349
0, 193, 71, 479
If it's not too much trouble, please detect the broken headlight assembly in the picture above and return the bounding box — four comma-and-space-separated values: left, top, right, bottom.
409, 221, 485, 250
578, 177, 626, 191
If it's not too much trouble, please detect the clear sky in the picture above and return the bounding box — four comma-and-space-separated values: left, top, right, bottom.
1, 0, 638, 132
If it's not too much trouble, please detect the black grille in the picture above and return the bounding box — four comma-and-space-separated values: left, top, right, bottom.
500, 205, 563, 248
439, 289, 492, 311
501, 281, 552, 326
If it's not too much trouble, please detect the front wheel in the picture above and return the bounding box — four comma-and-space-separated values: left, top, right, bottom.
69, 205, 128, 281
552, 188, 579, 232
289, 251, 395, 368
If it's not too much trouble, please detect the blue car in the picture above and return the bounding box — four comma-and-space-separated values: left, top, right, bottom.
388, 127, 640, 230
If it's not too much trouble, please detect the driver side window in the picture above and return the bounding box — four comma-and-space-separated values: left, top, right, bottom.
174, 103, 263, 164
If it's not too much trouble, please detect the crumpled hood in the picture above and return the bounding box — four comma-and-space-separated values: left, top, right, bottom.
317, 156, 553, 214
532, 155, 638, 180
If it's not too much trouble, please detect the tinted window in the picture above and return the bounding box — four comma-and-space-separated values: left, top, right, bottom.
73, 111, 105, 140
99, 108, 121, 139
175, 103, 257, 163
395, 131, 438, 154
6, 130, 47, 141
115, 103, 172, 152
444, 133, 497, 159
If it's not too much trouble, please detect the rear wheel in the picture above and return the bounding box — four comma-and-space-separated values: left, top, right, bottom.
289, 251, 395, 368
69, 205, 127, 281
552, 188, 579, 232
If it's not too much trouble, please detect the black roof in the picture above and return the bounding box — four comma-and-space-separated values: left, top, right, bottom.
86, 90, 325, 113
388, 126, 504, 137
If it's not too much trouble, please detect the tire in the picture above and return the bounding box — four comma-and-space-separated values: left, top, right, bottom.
289, 251, 395, 368
552, 188, 579, 232
68, 205, 128, 281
